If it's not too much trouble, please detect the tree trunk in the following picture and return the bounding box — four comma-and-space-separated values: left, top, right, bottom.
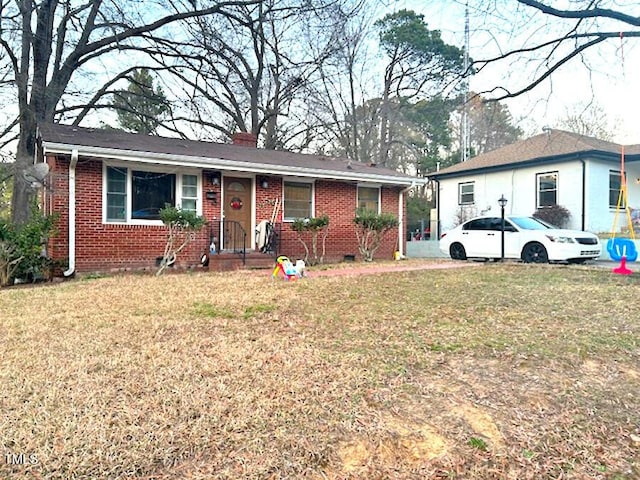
12, 115, 38, 224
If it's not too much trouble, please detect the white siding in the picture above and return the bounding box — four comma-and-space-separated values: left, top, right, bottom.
587, 160, 640, 233
437, 158, 640, 235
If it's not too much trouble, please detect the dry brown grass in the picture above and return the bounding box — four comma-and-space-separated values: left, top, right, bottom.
1, 263, 639, 479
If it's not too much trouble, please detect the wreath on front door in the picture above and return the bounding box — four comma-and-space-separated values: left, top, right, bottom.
230, 197, 243, 210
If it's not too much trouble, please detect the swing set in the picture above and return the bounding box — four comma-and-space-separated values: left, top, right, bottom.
608, 146, 637, 275
606, 32, 637, 275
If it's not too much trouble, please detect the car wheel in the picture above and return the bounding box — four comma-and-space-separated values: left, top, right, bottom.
449, 242, 467, 260
522, 242, 548, 263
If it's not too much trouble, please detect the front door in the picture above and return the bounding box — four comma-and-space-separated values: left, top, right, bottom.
223, 177, 252, 250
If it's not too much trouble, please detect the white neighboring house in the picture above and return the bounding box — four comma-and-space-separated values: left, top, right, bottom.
430, 129, 640, 236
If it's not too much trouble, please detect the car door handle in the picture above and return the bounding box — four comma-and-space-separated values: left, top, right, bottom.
462, 232, 469, 235
487, 233, 495, 236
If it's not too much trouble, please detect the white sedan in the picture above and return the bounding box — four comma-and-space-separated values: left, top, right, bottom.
439, 216, 601, 263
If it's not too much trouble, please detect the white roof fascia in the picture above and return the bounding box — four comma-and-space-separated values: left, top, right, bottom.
43, 142, 424, 186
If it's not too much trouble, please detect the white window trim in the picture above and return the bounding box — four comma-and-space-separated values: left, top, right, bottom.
357, 183, 382, 214
609, 170, 626, 210
103, 162, 202, 225
536, 171, 558, 209
282, 178, 315, 222
458, 181, 475, 205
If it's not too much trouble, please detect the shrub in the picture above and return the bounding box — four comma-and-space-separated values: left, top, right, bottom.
0, 205, 58, 286
290, 215, 329, 265
533, 204, 571, 228
354, 211, 398, 262
157, 205, 206, 276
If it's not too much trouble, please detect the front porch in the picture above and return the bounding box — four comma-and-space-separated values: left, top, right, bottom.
206, 250, 277, 271
205, 219, 281, 272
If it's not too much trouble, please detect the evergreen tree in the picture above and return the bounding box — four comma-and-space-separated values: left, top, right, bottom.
112, 69, 169, 134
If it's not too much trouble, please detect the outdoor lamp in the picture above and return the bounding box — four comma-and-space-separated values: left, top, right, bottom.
498, 194, 508, 261
206, 190, 218, 204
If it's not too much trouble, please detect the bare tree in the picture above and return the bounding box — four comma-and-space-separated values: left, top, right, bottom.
305, 1, 374, 160
0, 0, 258, 223
473, 1, 640, 102
169, 0, 349, 150
557, 101, 618, 141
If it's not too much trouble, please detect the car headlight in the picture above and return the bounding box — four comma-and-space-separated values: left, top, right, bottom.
545, 235, 575, 243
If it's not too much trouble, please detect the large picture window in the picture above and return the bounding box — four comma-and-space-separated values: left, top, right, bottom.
105, 166, 200, 223
537, 172, 557, 208
357, 186, 380, 213
132, 171, 176, 220
609, 170, 626, 209
458, 182, 474, 205
284, 181, 313, 220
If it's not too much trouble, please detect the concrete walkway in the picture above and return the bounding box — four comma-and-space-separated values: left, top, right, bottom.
308, 259, 482, 278
305, 258, 640, 278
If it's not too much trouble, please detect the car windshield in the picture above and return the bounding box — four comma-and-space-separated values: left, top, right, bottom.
509, 216, 554, 230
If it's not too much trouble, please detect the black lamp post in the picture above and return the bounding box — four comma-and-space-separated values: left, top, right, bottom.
498, 194, 508, 261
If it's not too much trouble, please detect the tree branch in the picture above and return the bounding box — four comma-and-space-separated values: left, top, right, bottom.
518, 0, 640, 26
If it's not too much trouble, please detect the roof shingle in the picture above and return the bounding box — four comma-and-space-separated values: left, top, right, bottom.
432, 129, 640, 178
38, 123, 420, 184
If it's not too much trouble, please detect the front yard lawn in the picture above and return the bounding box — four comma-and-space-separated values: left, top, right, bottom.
1, 263, 639, 478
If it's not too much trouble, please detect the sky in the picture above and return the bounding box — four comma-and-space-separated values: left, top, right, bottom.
393, 0, 640, 144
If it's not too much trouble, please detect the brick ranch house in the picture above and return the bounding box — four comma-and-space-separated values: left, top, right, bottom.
37, 124, 423, 274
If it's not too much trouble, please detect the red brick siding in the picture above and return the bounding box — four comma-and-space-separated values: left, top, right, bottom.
46, 155, 406, 273
277, 180, 401, 262
47, 156, 213, 272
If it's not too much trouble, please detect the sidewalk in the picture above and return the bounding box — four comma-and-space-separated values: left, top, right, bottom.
307, 259, 482, 278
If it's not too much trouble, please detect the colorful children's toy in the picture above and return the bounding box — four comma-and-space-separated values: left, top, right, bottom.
272, 256, 301, 280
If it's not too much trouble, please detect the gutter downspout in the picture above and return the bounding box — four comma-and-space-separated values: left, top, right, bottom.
434, 178, 441, 239
397, 182, 416, 258
63, 149, 78, 277
580, 159, 586, 231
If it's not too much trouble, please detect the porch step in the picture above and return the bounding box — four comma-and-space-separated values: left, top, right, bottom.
207, 252, 276, 272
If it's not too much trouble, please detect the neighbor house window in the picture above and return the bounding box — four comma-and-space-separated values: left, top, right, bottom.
357, 186, 380, 213
458, 182, 474, 205
284, 181, 313, 220
132, 171, 176, 220
104, 166, 201, 223
537, 172, 557, 207
609, 170, 626, 209
181, 174, 198, 213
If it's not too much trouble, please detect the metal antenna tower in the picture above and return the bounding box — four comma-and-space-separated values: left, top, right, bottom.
461, 1, 471, 162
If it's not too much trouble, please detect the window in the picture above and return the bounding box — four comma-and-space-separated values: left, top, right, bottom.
458, 182, 474, 205
181, 174, 198, 213
357, 186, 380, 213
106, 167, 127, 222
132, 171, 176, 220
537, 172, 557, 207
609, 170, 626, 209
284, 181, 312, 220
463, 218, 490, 230
104, 166, 200, 223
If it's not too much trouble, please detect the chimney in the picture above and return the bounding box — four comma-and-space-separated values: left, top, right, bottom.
232, 132, 258, 148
